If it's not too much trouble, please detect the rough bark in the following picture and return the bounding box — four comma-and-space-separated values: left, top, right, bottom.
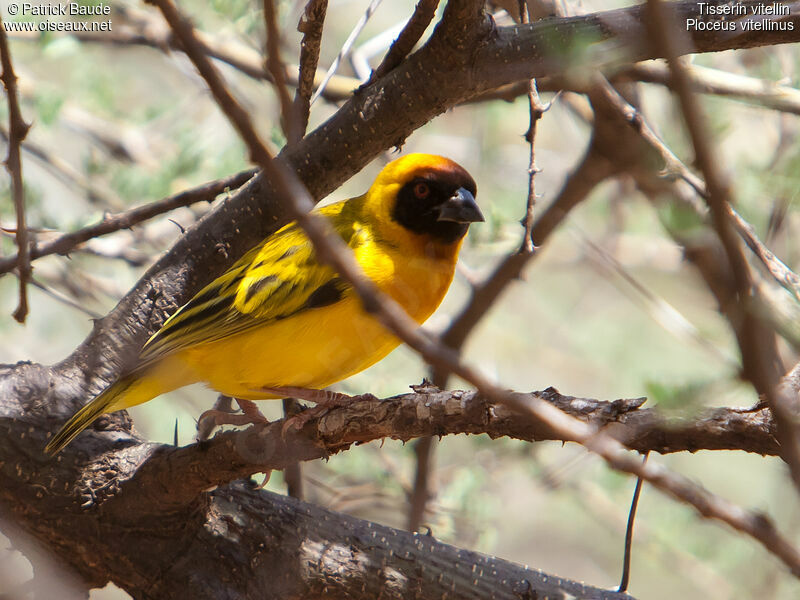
0, 358, 777, 598
0, 0, 795, 597
2, 363, 636, 599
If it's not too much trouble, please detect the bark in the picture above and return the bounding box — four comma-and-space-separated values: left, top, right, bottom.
0, 0, 795, 597
2, 363, 636, 599
0, 359, 775, 598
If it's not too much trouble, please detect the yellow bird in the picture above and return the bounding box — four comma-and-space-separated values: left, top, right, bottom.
45, 153, 483, 455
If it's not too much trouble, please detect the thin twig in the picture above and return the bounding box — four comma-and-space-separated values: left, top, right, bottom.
0, 16, 31, 322
618, 453, 648, 593
24, 275, 103, 319
646, 0, 800, 493
520, 1, 548, 251
407, 434, 436, 532
592, 77, 800, 316
521, 79, 547, 252
623, 61, 800, 116
263, 0, 299, 144
591, 76, 706, 198
293, 0, 328, 137
0, 169, 256, 275
310, 0, 384, 104
365, 0, 440, 86
466, 61, 800, 115
727, 205, 800, 304
0, 126, 125, 211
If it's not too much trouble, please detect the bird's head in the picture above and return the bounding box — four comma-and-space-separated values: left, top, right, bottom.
366, 153, 483, 246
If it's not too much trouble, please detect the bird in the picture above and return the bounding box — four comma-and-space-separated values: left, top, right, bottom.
45, 153, 483, 455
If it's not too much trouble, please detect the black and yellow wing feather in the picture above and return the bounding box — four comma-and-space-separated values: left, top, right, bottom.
44, 199, 363, 455
46, 152, 480, 456
139, 199, 362, 365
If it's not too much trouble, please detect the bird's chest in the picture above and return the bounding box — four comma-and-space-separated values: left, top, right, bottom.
358, 240, 457, 324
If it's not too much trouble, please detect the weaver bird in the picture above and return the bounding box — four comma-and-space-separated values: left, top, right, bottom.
46, 153, 483, 455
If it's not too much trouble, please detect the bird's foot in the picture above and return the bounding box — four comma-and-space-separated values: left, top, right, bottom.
260, 386, 377, 434
197, 396, 269, 441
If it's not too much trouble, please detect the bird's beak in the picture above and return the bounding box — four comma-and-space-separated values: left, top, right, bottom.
437, 188, 484, 224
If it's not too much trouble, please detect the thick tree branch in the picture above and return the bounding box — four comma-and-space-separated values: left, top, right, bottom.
121, 387, 783, 512
1, 371, 649, 599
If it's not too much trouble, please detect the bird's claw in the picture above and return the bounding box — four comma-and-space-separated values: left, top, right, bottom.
270, 388, 378, 435
197, 398, 269, 441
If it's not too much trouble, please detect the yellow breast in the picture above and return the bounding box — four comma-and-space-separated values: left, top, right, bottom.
170, 237, 459, 400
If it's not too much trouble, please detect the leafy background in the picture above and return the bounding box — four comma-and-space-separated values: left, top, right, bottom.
1, 0, 799, 598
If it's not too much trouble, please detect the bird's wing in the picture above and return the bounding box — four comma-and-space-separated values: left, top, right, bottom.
139, 199, 363, 365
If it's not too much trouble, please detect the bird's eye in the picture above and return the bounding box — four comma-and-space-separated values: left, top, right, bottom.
414, 182, 430, 199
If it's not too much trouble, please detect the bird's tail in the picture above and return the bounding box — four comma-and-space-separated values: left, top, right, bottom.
45, 377, 134, 456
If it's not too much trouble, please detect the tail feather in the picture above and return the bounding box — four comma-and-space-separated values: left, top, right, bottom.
45, 378, 134, 455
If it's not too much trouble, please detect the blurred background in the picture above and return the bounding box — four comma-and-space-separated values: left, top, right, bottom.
1, 0, 799, 598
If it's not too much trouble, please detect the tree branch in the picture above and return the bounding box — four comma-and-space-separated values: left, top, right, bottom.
0, 15, 31, 322
365, 0, 440, 85
5, 0, 800, 592
293, 0, 328, 135
0, 169, 256, 275
620, 61, 800, 116
263, 0, 299, 143
645, 0, 798, 492
118, 387, 783, 513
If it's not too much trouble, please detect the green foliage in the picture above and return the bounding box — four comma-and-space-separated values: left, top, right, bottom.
645, 379, 708, 415
32, 89, 64, 126
656, 200, 706, 238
